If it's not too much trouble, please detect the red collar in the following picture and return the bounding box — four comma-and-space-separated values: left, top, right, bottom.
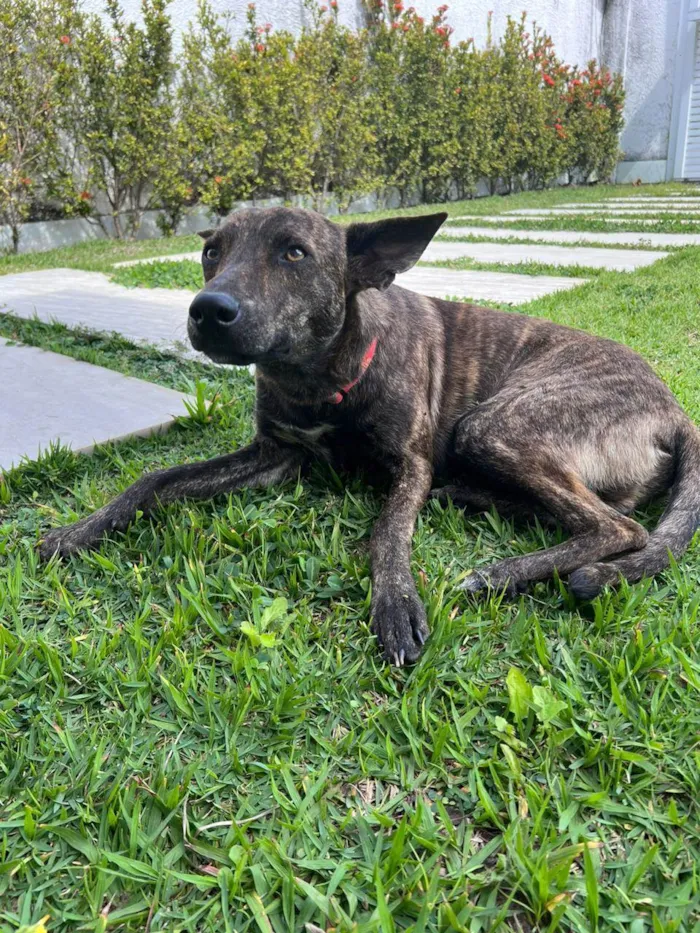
328, 338, 378, 404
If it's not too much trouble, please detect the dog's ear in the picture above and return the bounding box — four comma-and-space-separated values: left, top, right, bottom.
345, 212, 448, 292
197, 228, 215, 240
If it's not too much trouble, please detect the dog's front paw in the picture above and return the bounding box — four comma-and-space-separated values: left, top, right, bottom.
371, 580, 429, 666
38, 519, 106, 561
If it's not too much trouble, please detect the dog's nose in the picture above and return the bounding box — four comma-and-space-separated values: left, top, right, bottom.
189, 291, 241, 327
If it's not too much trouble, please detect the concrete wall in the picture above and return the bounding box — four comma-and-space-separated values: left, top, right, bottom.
602, 0, 682, 167
73, 0, 684, 180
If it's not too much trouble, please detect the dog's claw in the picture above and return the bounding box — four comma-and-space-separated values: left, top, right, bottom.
393, 652, 402, 667
416, 630, 426, 646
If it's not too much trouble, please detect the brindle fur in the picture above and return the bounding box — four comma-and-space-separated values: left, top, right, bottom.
39, 208, 700, 665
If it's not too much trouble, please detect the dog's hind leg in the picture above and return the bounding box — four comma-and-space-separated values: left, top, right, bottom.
453, 417, 649, 594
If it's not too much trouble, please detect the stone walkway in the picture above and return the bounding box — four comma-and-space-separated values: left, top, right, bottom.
439, 226, 700, 248
506, 207, 700, 216
397, 267, 584, 300
0, 269, 195, 356
0, 338, 191, 472
448, 214, 700, 228
422, 240, 665, 270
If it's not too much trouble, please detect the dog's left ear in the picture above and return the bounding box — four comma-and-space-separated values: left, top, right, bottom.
197, 228, 215, 240
345, 212, 448, 292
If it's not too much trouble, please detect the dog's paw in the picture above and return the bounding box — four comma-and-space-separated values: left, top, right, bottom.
458, 563, 524, 599
38, 521, 103, 561
568, 564, 607, 599
371, 581, 429, 666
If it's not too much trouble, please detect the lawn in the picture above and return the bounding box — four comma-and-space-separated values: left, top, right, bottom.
1, 193, 699, 932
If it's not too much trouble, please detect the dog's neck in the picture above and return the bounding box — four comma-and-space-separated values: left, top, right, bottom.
257, 292, 382, 405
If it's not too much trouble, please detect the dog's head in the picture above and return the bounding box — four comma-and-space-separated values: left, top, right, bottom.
187, 207, 446, 366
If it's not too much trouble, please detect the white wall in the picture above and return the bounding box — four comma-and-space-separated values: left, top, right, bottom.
82, 0, 675, 169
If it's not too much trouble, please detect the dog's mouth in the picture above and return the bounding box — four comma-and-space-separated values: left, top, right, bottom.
190, 334, 293, 367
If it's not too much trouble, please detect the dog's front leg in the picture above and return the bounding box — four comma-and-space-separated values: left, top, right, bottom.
370, 456, 433, 665
39, 438, 303, 559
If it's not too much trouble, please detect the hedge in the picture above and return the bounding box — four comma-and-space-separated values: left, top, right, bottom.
0, 0, 624, 250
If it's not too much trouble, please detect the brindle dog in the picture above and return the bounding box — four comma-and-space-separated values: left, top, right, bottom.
39, 208, 700, 665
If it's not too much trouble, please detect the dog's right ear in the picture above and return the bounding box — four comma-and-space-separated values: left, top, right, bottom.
345, 212, 447, 292
197, 229, 214, 240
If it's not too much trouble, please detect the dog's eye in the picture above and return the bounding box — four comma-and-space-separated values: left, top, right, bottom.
204, 246, 219, 262
284, 246, 306, 262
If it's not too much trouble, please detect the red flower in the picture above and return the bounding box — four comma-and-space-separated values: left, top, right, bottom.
59, 35, 71, 45
248, 2, 255, 7
391, 21, 400, 28
542, 73, 555, 87
214, 175, 224, 184
454, 86, 461, 94
19, 177, 32, 186
79, 190, 92, 200
437, 3, 448, 11
255, 42, 265, 52
394, 1, 404, 10
319, 4, 327, 10
330, 0, 338, 6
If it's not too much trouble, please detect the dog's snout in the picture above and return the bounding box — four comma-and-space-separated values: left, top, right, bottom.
189, 291, 241, 328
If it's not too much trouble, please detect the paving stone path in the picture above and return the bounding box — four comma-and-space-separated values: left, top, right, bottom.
0, 337, 192, 472
0, 269, 195, 356
439, 226, 700, 248
397, 266, 584, 300
422, 240, 665, 270
506, 207, 700, 216
449, 214, 700, 228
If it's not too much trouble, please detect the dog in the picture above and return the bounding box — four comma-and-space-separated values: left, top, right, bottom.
39, 207, 700, 665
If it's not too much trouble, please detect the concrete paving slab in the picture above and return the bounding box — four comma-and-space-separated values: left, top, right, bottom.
421, 240, 665, 271
601, 197, 700, 203
440, 226, 700, 248
396, 267, 585, 302
560, 201, 700, 209
0, 269, 196, 356
0, 337, 192, 472
506, 207, 700, 216
449, 214, 700, 227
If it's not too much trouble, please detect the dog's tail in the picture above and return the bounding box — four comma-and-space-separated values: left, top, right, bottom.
571, 421, 700, 596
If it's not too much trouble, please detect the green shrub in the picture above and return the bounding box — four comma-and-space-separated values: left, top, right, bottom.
3, 0, 626, 243
0, 0, 84, 252
563, 60, 625, 183
73, 0, 178, 238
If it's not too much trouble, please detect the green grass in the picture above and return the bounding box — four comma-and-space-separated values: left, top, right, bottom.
418, 258, 605, 279
1, 190, 700, 932
444, 215, 700, 235
112, 260, 203, 292
438, 234, 676, 252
